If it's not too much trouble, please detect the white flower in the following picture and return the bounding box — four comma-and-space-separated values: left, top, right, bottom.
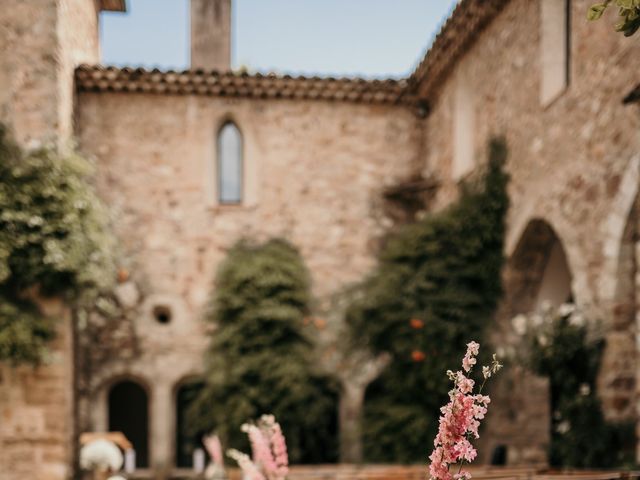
482, 366, 491, 379
537, 334, 549, 347
511, 314, 527, 335
558, 303, 575, 317
540, 300, 552, 314
569, 313, 585, 327
556, 421, 570, 434
579, 383, 591, 396
79, 439, 123, 472
531, 313, 544, 327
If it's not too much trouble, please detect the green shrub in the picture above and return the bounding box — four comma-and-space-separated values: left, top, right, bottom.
0, 125, 116, 364
189, 239, 338, 463
520, 306, 635, 467
347, 139, 509, 462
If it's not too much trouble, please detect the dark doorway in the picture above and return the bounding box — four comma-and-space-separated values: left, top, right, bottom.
175, 381, 206, 468
108, 380, 149, 468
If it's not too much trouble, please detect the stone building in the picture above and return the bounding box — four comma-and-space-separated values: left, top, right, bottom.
1, 0, 640, 478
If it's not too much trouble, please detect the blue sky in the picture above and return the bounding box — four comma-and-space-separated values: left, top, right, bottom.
100, 0, 458, 78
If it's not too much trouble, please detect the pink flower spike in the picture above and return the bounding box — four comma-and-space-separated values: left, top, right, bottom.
466, 341, 480, 356
428, 342, 501, 480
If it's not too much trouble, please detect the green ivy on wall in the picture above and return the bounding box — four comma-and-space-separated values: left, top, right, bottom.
346, 138, 510, 462
588, 1, 640, 36
0, 125, 116, 364
189, 239, 339, 464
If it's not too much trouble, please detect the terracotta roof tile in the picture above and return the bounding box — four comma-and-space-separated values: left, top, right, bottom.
75, 65, 411, 106
84, 1, 515, 108
408, 0, 512, 101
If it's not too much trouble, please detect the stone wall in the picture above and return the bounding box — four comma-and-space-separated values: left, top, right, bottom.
0, 0, 99, 145
418, 0, 640, 463
0, 1, 102, 479
76, 92, 420, 470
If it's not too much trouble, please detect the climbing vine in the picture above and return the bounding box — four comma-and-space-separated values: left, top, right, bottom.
0, 125, 117, 364
347, 138, 510, 462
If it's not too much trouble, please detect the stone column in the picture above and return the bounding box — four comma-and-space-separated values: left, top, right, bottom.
339, 382, 366, 462
337, 353, 389, 463
152, 381, 174, 473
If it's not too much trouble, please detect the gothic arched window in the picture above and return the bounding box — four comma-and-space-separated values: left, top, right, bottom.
217, 122, 243, 204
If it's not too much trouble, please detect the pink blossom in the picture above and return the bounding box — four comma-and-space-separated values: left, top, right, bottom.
243, 424, 277, 475
259, 415, 289, 479
453, 438, 477, 462
232, 415, 289, 480
456, 372, 474, 394
428, 341, 501, 480
227, 449, 265, 480
203, 434, 224, 467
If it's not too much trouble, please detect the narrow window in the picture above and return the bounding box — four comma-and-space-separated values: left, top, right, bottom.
453, 68, 475, 180
540, 0, 571, 105
217, 122, 243, 204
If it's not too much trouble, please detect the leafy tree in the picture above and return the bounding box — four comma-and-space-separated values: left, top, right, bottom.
0, 125, 116, 363
347, 139, 509, 462
588, 1, 640, 36
189, 239, 338, 464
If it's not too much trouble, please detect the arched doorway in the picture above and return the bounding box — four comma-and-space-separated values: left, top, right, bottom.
507, 219, 572, 315
108, 380, 150, 468
478, 219, 572, 465
175, 380, 207, 468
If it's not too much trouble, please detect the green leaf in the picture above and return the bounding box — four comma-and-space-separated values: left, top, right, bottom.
588, 3, 609, 20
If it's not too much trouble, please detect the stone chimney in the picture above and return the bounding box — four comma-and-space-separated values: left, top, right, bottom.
191, 0, 232, 71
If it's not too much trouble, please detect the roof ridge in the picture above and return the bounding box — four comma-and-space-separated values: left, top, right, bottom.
74, 65, 412, 106
84, 1, 511, 106
408, 0, 512, 99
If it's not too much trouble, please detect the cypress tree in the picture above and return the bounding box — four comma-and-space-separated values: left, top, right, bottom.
190, 239, 338, 463
347, 138, 509, 462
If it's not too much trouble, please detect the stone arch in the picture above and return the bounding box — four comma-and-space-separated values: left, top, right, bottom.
598, 190, 640, 422
504, 218, 573, 317
108, 378, 151, 468
174, 376, 207, 468
478, 218, 571, 465
598, 154, 640, 302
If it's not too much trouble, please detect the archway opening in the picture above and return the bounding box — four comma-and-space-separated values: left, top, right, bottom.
480, 219, 573, 465
175, 381, 207, 468
507, 219, 573, 315
108, 380, 149, 468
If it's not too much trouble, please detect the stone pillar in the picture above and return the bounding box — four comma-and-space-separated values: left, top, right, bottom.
191, 0, 232, 71
339, 382, 366, 462
336, 353, 389, 463
152, 381, 173, 473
